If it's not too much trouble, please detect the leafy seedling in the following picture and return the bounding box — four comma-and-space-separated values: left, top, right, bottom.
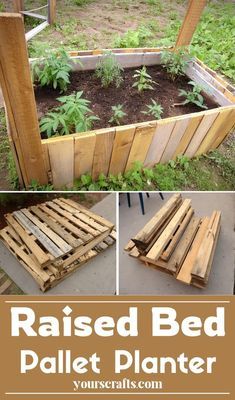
132, 66, 156, 92
32, 48, 79, 93
109, 104, 127, 125
95, 51, 123, 88
40, 91, 99, 137
142, 99, 163, 119
161, 47, 190, 81
177, 81, 208, 109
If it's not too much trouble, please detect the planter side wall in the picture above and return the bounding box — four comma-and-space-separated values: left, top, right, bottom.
42, 106, 235, 188
36, 49, 235, 189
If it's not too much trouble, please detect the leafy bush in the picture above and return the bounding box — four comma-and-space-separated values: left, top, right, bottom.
161, 48, 190, 80
95, 52, 123, 88
178, 81, 208, 109
109, 105, 127, 126
32, 48, 74, 93
132, 66, 156, 92
142, 99, 163, 119
40, 91, 99, 137
113, 25, 153, 48
191, 3, 235, 82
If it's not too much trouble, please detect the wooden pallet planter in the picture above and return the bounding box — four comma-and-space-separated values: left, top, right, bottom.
0, 1, 234, 188
0, 198, 116, 291
125, 194, 221, 288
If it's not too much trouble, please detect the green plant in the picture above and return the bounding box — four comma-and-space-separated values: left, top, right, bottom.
132, 66, 156, 92
161, 48, 190, 80
28, 180, 54, 191
113, 25, 153, 48
142, 99, 163, 119
178, 81, 208, 109
109, 104, 127, 125
40, 91, 99, 137
95, 52, 123, 88
32, 48, 74, 93
0, 1, 5, 12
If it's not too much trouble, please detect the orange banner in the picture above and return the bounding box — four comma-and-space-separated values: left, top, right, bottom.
0, 296, 234, 400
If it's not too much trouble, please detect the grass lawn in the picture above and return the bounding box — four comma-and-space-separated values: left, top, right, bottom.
0, 0, 234, 191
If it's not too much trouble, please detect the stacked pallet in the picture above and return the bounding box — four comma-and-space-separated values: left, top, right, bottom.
0, 198, 116, 292
125, 194, 221, 288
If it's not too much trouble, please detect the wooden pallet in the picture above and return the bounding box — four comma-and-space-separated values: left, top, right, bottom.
0, 198, 116, 292
125, 195, 221, 288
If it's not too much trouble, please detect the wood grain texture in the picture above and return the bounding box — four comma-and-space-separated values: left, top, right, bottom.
175, 0, 207, 47
160, 117, 190, 163
196, 108, 235, 155
92, 128, 115, 180
0, 14, 47, 185
144, 120, 176, 166
47, 136, 74, 188
125, 124, 156, 171
74, 132, 96, 178
184, 110, 219, 158
109, 125, 136, 175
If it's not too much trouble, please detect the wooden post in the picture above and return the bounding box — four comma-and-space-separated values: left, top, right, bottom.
0, 13, 48, 187
48, 0, 56, 24
13, 0, 24, 13
175, 0, 207, 47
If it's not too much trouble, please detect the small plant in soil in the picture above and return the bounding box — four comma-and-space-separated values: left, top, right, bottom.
177, 81, 208, 109
142, 99, 163, 119
109, 104, 127, 126
95, 51, 124, 88
161, 47, 190, 81
32, 48, 75, 93
40, 91, 99, 137
132, 66, 156, 92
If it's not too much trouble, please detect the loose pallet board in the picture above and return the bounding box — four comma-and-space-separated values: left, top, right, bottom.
0, 198, 116, 292
125, 195, 221, 288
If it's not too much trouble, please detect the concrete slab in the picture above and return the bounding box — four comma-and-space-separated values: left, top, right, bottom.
119, 192, 235, 295
0, 193, 116, 295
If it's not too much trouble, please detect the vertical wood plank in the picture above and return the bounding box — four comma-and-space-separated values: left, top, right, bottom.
184, 111, 219, 158
47, 137, 74, 188
74, 132, 96, 178
0, 14, 47, 186
125, 124, 156, 171
173, 114, 203, 158
48, 0, 56, 24
92, 128, 115, 180
13, 0, 24, 12
109, 125, 136, 175
175, 0, 207, 47
160, 117, 190, 163
210, 109, 235, 150
144, 120, 176, 167
196, 108, 234, 155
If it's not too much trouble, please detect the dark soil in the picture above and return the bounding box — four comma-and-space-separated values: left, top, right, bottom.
34, 65, 218, 135
0, 193, 107, 229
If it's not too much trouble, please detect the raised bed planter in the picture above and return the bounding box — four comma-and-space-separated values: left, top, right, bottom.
40, 48, 235, 188
0, 2, 235, 189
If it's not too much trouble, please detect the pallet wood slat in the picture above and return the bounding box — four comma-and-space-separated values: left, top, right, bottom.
74, 132, 96, 178
0, 279, 12, 294
47, 136, 74, 188
92, 128, 115, 180
125, 124, 156, 171
109, 125, 136, 175
125, 194, 221, 288
146, 199, 192, 260
0, 198, 116, 292
133, 193, 182, 248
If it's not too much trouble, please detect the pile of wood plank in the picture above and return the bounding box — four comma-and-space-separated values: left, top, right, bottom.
125, 194, 221, 288
0, 198, 116, 292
